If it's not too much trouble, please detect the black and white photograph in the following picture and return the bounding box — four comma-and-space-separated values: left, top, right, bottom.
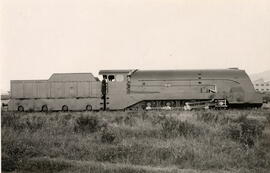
1, 0, 270, 172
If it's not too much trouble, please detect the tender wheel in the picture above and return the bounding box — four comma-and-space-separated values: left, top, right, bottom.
42, 105, 48, 112
86, 105, 92, 111
62, 105, 68, 112
18, 106, 24, 112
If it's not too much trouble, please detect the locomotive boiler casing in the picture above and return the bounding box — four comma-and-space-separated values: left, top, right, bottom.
100, 69, 262, 110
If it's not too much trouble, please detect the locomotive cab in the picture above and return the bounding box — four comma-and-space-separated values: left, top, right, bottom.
99, 70, 133, 110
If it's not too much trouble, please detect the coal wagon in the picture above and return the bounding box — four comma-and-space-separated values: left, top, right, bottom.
8, 73, 101, 111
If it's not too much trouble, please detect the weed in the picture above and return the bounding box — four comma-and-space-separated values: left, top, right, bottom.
1, 110, 270, 172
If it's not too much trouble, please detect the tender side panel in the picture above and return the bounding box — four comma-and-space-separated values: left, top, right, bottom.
78, 82, 91, 97
23, 82, 36, 98
36, 81, 49, 98
11, 81, 99, 99
91, 82, 100, 98
51, 82, 64, 98
11, 81, 24, 98
11, 80, 47, 99
64, 82, 78, 98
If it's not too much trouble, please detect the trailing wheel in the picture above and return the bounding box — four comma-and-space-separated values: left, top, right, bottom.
62, 105, 69, 112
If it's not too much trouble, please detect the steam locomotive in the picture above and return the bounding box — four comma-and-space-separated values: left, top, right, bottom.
8, 68, 262, 111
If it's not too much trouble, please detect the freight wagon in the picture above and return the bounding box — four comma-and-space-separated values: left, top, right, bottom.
8, 68, 262, 111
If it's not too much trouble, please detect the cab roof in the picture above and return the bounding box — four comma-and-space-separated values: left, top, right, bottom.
99, 70, 132, 75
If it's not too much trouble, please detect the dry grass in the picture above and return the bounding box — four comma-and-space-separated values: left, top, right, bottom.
1, 109, 270, 173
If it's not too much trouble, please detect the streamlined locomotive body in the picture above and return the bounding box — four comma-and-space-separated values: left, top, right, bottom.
100, 69, 262, 110
8, 68, 262, 111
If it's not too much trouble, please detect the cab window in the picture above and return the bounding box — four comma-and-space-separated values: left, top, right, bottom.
115, 74, 124, 82
108, 75, 115, 81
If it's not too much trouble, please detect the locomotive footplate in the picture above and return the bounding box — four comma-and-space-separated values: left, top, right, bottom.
126, 99, 228, 111
127, 100, 189, 111
184, 99, 227, 111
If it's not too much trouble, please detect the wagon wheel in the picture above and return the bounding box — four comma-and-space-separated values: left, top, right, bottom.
62, 105, 69, 112
18, 106, 24, 112
86, 105, 92, 111
42, 105, 48, 112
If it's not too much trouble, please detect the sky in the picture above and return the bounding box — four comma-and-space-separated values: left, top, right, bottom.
1, 0, 270, 93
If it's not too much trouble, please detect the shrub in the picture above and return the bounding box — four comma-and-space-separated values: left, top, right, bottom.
1, 139, 41, 172
233, 113, 248, 123
95, 145, 128, 163
196, 111, 219, 123
101, 129, 116, 144
264, 112, 270, 124
1, 113, 46, 132
113, 114, 136, 126
19, 157, 72, 172
223, 119, 265, 148
161, 116, 202, 138
1, 113, 24, 130
25, 117, 44, 131
149, 113, 167, 126
1, 153, 17, 172
174, 147, 195, 167
74, 115, 107, 133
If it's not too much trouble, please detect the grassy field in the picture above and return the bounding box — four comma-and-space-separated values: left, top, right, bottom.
1, 109, 270, 173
